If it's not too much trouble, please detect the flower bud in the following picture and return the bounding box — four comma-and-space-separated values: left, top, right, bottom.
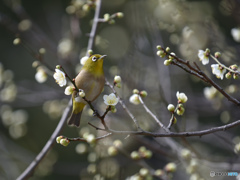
130, 151, 140, 160
13, 38, 21, 45
177, 104, 185, 116
230, 64, 238, 71
56, 65, 61, 69
167, 104, 175, 112
108, 146, 118, 156
181, 149, 191, 160
129, 94, 140, 105
79, 91, 85, 97
32, 61, 39, 68
104, 13, 110, 21
205, 48, 210, 54
88, 49, 93, 56
140, 90, 148, 97
225, 72, 232, 79
169, 52, 176, 60
39, 48, 46, 54
109, 19, 115, 24
56, 136, 63, 143
133, 89, 139, 94
65, 86, 74, 95
172, 116, 177, 124
139, 168, 149, 177
165, 47, 170, 52
138, 146, 147, 153
86, 134, 96, 144
176, 91, 188, 103
114, 75, 121, 83
164, 162, 177, 173
156, 45, 162, 50
82, 4, 90, 12
60, 138, 70, 146
116, 12, 124, 18
111, 106, 117, 113
214, 52, 221, 58
234, 143, 240, 154
143, 150, 152, 159
164, 60, 171, 66
233, 73, 238, 80
154, 169, 164, 177
113, 139, 123, 148
156, 50, 166, 58
116, 83, 122, 88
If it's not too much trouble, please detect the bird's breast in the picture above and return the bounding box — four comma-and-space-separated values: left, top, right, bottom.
75, 70, 105, 101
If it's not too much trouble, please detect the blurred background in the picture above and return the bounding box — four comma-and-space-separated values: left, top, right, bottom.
0, 0, 240, 179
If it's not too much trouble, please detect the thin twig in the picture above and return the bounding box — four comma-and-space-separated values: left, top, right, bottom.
86, 0, 102, 52
92, 118, 240, 138
68, 132, 113, 142
138, 96, 170, 132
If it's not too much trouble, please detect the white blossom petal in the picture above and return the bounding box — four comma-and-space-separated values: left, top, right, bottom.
176, 91, 188, 103
53, 69, 67, 87
103, 93, 119, 106
198, 50, 209, 65
129, 94, 140, 105
35, 69, 47, 83
231, 28, 240, 42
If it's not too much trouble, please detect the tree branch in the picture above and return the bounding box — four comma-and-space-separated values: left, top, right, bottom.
17, 100, 72, 180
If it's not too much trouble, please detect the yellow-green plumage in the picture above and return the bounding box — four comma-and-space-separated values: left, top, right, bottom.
67, 54, 106, 127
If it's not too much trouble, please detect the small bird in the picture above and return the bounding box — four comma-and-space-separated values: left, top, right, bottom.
68, 54, 106, 127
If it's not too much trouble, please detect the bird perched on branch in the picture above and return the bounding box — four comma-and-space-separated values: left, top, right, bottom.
68, 54, 106, 127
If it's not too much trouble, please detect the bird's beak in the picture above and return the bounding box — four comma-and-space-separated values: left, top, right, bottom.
100, 55, 107, 59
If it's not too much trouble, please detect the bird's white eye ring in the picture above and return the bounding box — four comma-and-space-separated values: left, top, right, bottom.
92, 56, 97, 62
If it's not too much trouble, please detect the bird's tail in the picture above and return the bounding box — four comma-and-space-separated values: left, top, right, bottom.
67, 111, 82, 127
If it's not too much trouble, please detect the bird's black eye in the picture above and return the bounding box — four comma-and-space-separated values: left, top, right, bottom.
92, 56, 98, 62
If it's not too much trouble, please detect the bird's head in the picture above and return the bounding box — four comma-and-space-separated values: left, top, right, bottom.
83, 54, 107, 76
